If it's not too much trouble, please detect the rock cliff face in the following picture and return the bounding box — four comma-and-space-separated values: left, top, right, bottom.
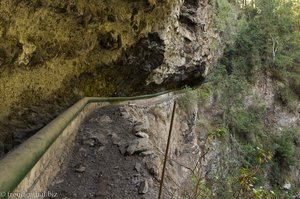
0, 0, 219, 151
120, 100, 201, 198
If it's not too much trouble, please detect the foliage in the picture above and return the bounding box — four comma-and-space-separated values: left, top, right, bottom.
178, 84, 212, 111
183, 0, 300, 197
178, 86, 198, 111
213, 0, 246, 45
197, 84, 213, 103
242, 145, 272, 169
287, 71, 300, 98
208, 126, 227, 139
232, 145, 274, 198
228, 105, 266, 143
270, 129, 297, 186
276, 82, 299, 110
215, 0, 300, 99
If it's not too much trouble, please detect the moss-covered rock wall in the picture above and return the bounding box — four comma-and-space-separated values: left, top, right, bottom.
0, 0, 219, 154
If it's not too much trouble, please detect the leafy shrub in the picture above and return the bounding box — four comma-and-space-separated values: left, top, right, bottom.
178, 87, 199, 112
276, 83, 299, 110
179, 84, 212, 111
273, 130, 297, 168
287, 71, 300, 98
270, 129, 297, 186
209, 127, 227, 139
196, 84, 212, 104
242, 145, 272, 169
213, 0, 245, 45
228, 107, 264, 143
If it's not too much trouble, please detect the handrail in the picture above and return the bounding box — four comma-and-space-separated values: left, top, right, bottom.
0, 89, 178, 199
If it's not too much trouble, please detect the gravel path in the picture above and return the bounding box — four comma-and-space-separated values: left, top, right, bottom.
47, 105, 158, 199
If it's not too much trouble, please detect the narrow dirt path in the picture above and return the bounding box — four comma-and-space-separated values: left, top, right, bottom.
47, 105, 158, 199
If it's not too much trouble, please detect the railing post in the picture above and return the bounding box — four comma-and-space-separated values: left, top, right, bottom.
158, 100, 177, 199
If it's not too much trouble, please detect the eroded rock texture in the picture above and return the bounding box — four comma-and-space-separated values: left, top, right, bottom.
0, 0, 219, 153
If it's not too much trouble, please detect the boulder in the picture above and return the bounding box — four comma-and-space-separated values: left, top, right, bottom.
127, 138, 152, 155
135, 132, 149, 139
138, 180, 149, 194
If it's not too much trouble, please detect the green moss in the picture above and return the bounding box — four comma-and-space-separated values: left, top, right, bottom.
0, 0, 176, 146
78, 75, 116, 97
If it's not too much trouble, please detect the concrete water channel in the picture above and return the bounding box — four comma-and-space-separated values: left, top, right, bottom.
0, 91, 180, 199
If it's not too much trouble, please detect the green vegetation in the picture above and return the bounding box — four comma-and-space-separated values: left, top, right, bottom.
276, 82, 299, 109
182, 0, 300, 197
178, 84, 212, 111
270, 129, 297, 186
213, 0, 246, 45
